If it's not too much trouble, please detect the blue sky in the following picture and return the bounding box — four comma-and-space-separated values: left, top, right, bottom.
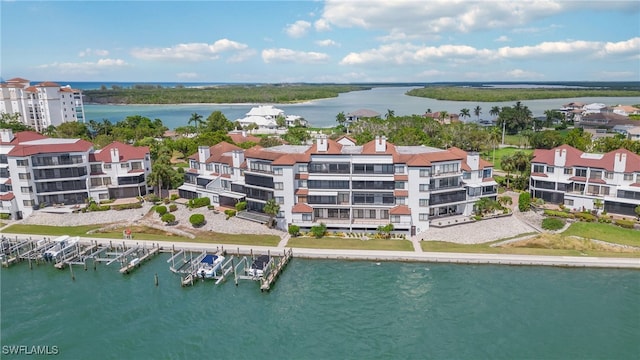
1, 1, 639, 83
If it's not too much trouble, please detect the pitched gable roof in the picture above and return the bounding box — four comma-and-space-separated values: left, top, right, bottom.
532, 144, 640, 172
92, 141, 149, 163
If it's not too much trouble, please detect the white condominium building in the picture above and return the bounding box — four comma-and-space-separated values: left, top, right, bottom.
179, 135, 497, 234
0, 129, 150, 220
0, 77, 85, 132
530, 144, 640, 216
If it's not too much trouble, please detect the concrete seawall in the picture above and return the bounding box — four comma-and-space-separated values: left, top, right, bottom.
3, 233, 639, 269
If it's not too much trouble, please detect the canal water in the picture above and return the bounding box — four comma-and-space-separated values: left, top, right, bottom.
1, 256, 638, 359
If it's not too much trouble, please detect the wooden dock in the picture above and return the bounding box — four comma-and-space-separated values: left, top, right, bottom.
260, 248, 293, 292
119, 246, 160, 274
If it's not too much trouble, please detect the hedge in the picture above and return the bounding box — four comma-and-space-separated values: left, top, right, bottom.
518, 192, 531, 212
189, 197, 210, 208
542, 218, 565, 230
189, 214, 206, 227
574, 212, 596, 222
543, 210, 574, 219
614, 219, 636, 229
161, 213, 176, 224
112, 203, 142, 211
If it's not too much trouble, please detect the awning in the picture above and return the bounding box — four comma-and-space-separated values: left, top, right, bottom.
219, 191, 245, 199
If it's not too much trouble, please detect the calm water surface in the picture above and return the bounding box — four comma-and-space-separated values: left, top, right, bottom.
83, 87, 640, 129
1, 256, 638, 359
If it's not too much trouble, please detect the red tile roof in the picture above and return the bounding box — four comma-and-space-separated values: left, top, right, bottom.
228, 132, 261, 144
532, 145, 640, 173
6, 77, 29, 83
295, 173, 309, 180
389, 205, 411, 215
394, 174, 408, 181
92, 141, 149, 163
187, 142, 241, 166
0, 192, 15, 201
393, 190, 408, 197
8, 139, 93, 157
36, 81, 61, 87
531, 172, 548, 177
295, 188, 309, 195
292, 203, 313, 213
305, 138, 343, 155
0, 131, 46, 145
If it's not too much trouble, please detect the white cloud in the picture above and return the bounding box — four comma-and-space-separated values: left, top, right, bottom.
36, 58, 128, 74
340, 38, 639, 66
512, 24, 562, 34
316, 39, 340, 47
314, 18, 331, 31
262, 48, 330, 64
131, 39, 250, 61
285, 20, 311, 38
495, 35, 510, 42
319, 0, 569, 38
176, 72, 198, 79
78, 48, 109, 57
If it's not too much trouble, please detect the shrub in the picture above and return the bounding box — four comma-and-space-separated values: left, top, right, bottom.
170, 194, 179, 201
189, 213, 206, 227
161, 213, 176, 224
574, 212, 596, 222
188, 197, 210, 209
614, 219, 636, 229
0, 213, 11, 220
87, 202, 110, 212
163, 198, 170, 204
310, 223, 327, 238
155, 205, 167, 216
112, 203, 142, 211
542, 218, 565, 230
145, 194, 161, 203
235, 201, 247, 212
288, 224, 300, 237
518, 192, 531, 212
543, 209, 574, 218
224, 209, 236, 219
169, 204, 178, 212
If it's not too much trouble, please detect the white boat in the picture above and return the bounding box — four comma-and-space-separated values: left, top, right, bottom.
247, 255, 270, 277
42, 235, 78, 261
194, 254, 225, 279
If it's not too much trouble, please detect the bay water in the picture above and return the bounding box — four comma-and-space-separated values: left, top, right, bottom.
1, 256, 638, 359
83, 87, 640, 129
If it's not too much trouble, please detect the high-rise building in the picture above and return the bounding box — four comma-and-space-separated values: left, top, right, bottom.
0, 78, 85, 132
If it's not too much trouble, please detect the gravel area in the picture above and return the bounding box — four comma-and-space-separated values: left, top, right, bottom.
17, 203, 284, 236
417, 215, 537, 244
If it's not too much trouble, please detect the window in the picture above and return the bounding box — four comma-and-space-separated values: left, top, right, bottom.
623, 173, 633, 181
18, 173, 31, 180
104, 164, 112, 170
21, 186, 32, 194
533, 165, 545, 173
275, 196, 284, 204
394, 165, 405, 174
564, 168, 572, 175
206, 164, 213, 171
395, 197, 406, 205
23, 200, 34, 207
605, 171, 613, 179
419, 199, 429, 207
564, 199, 574, 206
274, 182, 284, 190
16, 159, 29, 167
419, 168, 431, 177
437, 163, 459, 174
390, 215, 401, 223
215, 164, 220, 173
120, 163, 128, 169
482, 169, 492, 178
589, 170, 602, 179
302, 213, 312, 221
298, 164, 308, 172
419, 213, 428, 221
575, 168, 587, 177
298, 180, 307, 188
547, 166, 554, 173
419, 184, 429, 192
273, 168, 283, 175
90, 178, 102, 187
395, 181, 405, 189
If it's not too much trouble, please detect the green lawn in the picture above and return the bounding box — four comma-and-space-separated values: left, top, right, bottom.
562, 222, 640, 247
2, 224, 281, 247
481, 147, 533, 170
288, 237, 413, 251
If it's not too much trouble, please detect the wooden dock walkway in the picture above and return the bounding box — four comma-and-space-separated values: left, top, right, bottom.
260, 248, 293, 292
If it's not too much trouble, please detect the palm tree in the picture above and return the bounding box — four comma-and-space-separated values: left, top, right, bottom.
263, 198, 280, 228
474, 106, 482, 121
489, 106, 500, 118
501, 155, 515, 189
188, 112, 204, 132
488, 127, 501, 163
459, 108, 471, 120
385, 109, 395, 120
439, 110, 449, 123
